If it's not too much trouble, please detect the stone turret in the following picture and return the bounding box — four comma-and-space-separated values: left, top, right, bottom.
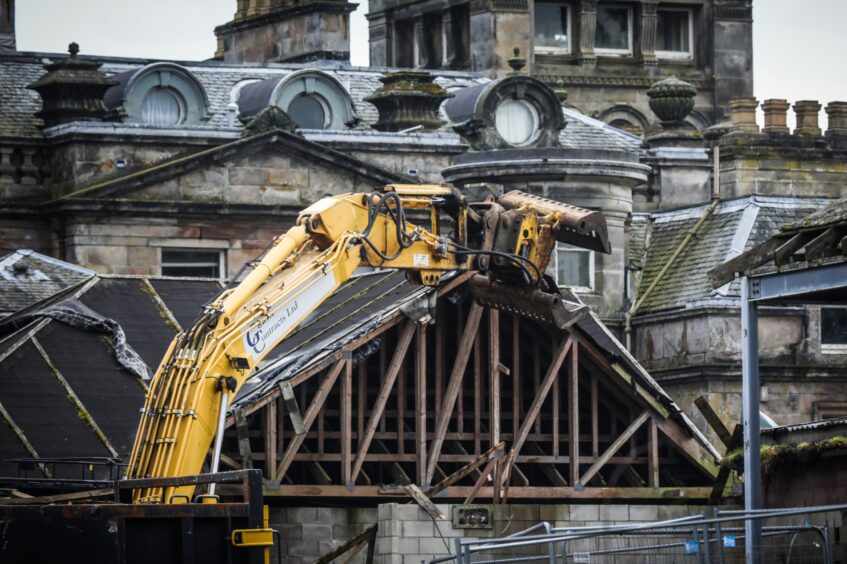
214, 0, 357, 63
27, 43, 118, 128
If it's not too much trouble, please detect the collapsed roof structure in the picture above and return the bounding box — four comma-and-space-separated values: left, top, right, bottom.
0, 251, 721, 501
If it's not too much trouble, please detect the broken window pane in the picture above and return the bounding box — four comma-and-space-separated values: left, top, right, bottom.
595, 5, 630, 52
535, 2, 570, 53
657, 9, 691, 54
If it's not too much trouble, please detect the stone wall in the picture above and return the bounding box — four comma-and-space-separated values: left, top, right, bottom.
268, 506, 377, 564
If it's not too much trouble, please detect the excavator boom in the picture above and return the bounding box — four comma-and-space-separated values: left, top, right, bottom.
126, 185, 609, 503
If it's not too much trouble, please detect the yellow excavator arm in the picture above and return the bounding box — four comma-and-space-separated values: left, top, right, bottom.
126, 185, 609, 503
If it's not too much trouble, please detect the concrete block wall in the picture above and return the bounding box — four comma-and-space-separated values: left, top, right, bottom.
373, 503, 706, 564
269, 506, 378, 564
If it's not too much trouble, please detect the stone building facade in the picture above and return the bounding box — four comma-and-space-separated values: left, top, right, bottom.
0, 0, 846, 453
366, 0, 754, 133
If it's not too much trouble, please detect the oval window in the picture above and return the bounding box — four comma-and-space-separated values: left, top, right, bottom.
495, 99, 539, 146
141, 87, 184, 126
287, 93, 330, 130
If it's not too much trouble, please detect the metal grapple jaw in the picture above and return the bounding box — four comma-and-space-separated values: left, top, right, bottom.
468, 190, 606, 329
470, 274, 588, 330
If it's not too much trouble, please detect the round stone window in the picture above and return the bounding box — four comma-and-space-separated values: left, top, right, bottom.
141, 87, 185, 126
495, 99, 540, 146
287, 93, 331, 130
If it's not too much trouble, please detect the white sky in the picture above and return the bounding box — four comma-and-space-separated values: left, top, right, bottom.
15, 0, 847, 120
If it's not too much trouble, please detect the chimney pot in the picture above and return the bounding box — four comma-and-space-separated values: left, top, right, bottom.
825, 102, 847, 138
729, 97, 759, 133
761, 99, 790, 135
793, 100, 822, 136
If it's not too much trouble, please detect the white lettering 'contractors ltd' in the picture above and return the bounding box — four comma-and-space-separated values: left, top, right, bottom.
242, 272, 336, 360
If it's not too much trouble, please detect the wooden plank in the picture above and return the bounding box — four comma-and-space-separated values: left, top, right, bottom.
648, 416, 659, 488
709, 235, 785, 287
568, 335, 580, 485
358, 363, 367, 446
533, 341, 541, 434
0, 399, 51, 479
457, 307, 464, 434
489, 309, 501, 448
577, 410, 650, 487
397, 361, 405, 455
525, 442, 568, 486
275, 360, 345, 480
265, 400, 278, 479
351, 321, 416, 483
426, 303, 484, 485
512, 316, 521, 434
0, 488, 114, 505
342, 359, 353, 485
695, 395, 733, 447
312, 524, 376, 564
655, 417, 719, 479
428, 442, 504, 498
264, 484, 718, 500
464, 458, 497, 504
710, 424, 741, 503
591, 373, 599, 458
234, 408, 253, 469
402, 483, 446, 520
415, 323, 427, 486
552, 337, 560, 458
774, 231, 815, 266
805, 226, 843, 261
435, 301, 445, 422
473, 329, 482, 456
503, 338, 572, 484
278, 381, 306, 435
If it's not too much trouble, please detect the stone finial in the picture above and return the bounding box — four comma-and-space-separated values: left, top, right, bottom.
365, 71, 453, 132
646, 76, 697, 126
761, 99, 790, 134
728, 97, 759, 133
507, 48, 527, 73
553, 80, 569, 104
27, 43, 118, 128
825, 102, 847, 138
793, 100, 822, 136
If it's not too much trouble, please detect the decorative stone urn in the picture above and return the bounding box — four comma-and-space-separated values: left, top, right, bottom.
365, 71, 453, 132
646, 76, 697, 127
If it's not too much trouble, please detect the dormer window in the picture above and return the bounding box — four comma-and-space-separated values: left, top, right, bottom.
236, 70, 356, 131
495, 99, 540, 146
104, 63, 210, 127
657, 8, 693, 59
595, 4, 632, 55
141, 87, 186, 126
287, 92, 331, 130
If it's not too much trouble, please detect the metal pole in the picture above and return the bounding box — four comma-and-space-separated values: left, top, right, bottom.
713, 508, 726, 564
741, 277, 762, 563
208, 389, 230, 497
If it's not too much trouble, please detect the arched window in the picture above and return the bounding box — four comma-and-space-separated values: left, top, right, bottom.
236, 70, 356, 131
495, 99, 540, 146
104, 63, 210, 126
141, 87, 186, 126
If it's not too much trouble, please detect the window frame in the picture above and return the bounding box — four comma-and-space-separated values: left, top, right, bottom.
140, 86, 187, 126
494, 98, 541, 147
288, 92, 333, 130
548, 242, 596, 293
821, 306, 847, 355
655, 6, 694, 60
594, 3, 634, 56
160, 248, 226, 280
533, 1, 572, 55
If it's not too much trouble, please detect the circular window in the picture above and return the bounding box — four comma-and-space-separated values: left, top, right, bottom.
141, 87, 185, 126
495, 99, 540, 146
287, 93, 331, 130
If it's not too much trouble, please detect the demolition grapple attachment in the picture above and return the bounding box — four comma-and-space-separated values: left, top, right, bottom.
468, 190, 609, 329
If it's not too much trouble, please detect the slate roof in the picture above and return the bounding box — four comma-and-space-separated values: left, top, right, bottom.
0, 250, 94, 318
0, 52, 641, 156
636, 196, 833, 314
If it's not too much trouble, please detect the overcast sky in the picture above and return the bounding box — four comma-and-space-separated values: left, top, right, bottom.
15, 0, 847, 123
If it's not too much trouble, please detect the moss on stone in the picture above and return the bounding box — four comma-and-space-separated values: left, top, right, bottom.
721, 435, 847, 483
